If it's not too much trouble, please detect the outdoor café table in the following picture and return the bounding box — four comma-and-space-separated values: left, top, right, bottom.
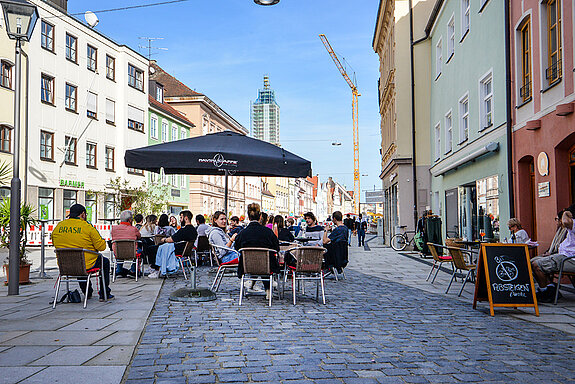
454, 240, 482, 263
294, 237, 315, 244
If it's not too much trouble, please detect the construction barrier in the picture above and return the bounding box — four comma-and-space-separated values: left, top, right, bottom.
27, 222, 113, 246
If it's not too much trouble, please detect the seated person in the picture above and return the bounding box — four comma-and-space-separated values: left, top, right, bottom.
506, 218, 530, 244
139, 215, 158, 238
304, 211, 324, 246
149, 210, 198, 278
134, 213, 144, 230
208, 211, 239, 264
234, 203, 280, 299
539, 211, 568, 257
155, 213, 176, 237
323, 211, 349, 245
531, 209, 575, 302
322, 211, 349, 272
275, 215, 295, 243
194, 214, 210, 248
228, 216, 243, 237
111, 210, 142, 277
51, 204, 112, 301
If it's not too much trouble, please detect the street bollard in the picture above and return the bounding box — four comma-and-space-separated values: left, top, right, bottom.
38, 220, 52, 279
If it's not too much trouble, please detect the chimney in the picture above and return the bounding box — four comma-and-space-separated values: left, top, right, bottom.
45, 0, 68, 12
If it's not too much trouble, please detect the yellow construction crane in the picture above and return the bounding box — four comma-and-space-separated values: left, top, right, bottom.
319, 34, 361, 214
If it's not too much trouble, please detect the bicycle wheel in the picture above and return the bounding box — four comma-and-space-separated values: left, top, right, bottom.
390, 234, 408, 251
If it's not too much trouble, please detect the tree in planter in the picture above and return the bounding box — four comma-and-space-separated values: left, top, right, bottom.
0, 199, 37, 265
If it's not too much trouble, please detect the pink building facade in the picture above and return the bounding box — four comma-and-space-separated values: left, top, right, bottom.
510, 0, 575, 251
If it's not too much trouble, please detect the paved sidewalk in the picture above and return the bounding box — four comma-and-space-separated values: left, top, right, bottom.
123, 241, 575, 384
0, 248, 163, 384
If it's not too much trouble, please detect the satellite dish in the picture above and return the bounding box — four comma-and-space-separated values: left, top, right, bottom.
84, 11, 99, 28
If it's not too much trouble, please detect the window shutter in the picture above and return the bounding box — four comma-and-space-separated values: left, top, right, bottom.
87, 92, 97, 113
106, 99, 115, 122
128, 105, 144, 123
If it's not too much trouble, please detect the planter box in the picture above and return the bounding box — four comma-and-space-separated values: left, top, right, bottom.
3, 263, 31, 285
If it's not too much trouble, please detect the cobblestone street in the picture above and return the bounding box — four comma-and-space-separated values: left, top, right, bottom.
125, 241, 575, 384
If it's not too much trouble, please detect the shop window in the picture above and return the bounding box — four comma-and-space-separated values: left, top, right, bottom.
105, 194, 116, 219
38, 188, 53, 220
476, 175, 499, 240
85, 192, 97, 223
63, 189, 77, 218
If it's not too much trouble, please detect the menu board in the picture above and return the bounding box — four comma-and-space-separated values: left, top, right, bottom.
473, 244, 539, 316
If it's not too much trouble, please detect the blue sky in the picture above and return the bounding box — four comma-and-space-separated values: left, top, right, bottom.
68, 0, 382, 194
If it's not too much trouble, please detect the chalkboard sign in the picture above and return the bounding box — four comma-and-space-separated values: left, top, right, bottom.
473, 244, 539, 316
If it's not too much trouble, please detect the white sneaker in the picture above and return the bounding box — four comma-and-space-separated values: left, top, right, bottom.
272, 280, 278, 289
148, 270, 159, 279
265, 289, 271, 300
243, 280, 253, 290
250, 285, 264, 293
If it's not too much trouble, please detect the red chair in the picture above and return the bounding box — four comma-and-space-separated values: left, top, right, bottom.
210, 244, 239, 291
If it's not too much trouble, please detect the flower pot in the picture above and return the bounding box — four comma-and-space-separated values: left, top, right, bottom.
3, 263, 31, 285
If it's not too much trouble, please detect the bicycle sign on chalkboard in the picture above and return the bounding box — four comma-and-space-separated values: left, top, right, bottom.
473, 243, 539, 316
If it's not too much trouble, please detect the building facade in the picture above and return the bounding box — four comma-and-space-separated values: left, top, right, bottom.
511, 0, 574, 250
25, 0, 149, 222
150, 62, 248, 217
428, 0, 509, 241
251, 75, 280, 146
373, 0, 434, 243
148, 77, 195, 214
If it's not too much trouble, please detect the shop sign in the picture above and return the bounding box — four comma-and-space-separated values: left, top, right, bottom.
537, 152, 549, 176
538, 182, 550, 198
40, 205, 49, 220
60, 179, 85, 189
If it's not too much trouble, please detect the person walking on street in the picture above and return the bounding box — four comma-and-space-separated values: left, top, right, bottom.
356, 214, 367, 247
344, 214, 354, 246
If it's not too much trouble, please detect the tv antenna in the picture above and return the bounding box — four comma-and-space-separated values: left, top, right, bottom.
138, 37, 168, 59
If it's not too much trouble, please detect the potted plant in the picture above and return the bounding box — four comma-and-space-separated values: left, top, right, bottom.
0, 199, 37, 284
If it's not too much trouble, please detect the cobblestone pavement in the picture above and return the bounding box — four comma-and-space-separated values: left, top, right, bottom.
125, 245, 575, 384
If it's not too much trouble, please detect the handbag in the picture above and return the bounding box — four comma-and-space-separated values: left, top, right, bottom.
59, 289, 82, 303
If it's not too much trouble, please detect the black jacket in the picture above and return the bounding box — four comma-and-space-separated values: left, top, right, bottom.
234, 221, 280, 275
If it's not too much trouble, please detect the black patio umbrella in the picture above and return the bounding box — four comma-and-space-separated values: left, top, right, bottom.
124, 131, 312, 213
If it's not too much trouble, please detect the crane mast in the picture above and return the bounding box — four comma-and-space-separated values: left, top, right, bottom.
319, 34, 361, 214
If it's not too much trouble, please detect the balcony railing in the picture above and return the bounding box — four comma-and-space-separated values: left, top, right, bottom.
519, 81, 531, 101
545, 58, 562, 82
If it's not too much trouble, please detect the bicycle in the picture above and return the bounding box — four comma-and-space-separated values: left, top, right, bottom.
390, 226, 417, 251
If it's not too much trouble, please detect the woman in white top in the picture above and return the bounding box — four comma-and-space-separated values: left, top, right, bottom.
139, 214, 158, 237
507, 218, 530, 244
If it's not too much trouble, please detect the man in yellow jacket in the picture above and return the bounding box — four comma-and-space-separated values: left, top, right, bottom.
52, 204, 113, 301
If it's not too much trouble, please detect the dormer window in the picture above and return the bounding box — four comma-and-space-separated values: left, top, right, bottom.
156, 84, 164, 102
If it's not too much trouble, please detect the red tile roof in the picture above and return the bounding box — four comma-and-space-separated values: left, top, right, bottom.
148, 95, 195, 127
150, 61, 204, 98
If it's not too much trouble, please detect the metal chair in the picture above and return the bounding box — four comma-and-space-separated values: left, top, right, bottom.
554, 255, 575, 304
286, 246, 327, 305
238, 247, 280, 306
175, 241, 196, 280
209, 243, 239, 291
53, 248, 107, 309
195, 235, 211, 265
426, 243, 453, 284
445, 246, 476, 296
111, 239, 140, 282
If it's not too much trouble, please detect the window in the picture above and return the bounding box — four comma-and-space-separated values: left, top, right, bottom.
480, 74, 493, 130
85, 193, 97, 223
41, 21, 54, 52
150, 171, 156, 183
162, 122, 168, 142
65, 33, 77, 63
459, 96, 469, 143
128, 64, 144, 91
128, 105, 145, 132
105, 194, 115, 219
150, 116, 158, 139
434, 123, 441, 161
0, 125, 11, 153
127, 167, 144, 175
161, 169, 166, 184
86, 142, 96, 168
106, 55, 115, 81
106, 99, 115, 124
40, 131, 54, 161
65, 83, 77, 112
445, 113, 452, 154
64, 136, 77, 165
447, 16, 455, 59
545, 0, 562, 83
38, 188, 54, 221
435, 38, 442, 78
180, 174, 186, 188
171, 124, 177, 141
63, 190, 77, 218
87, 45, 97, 71
461, 0, 470, 37
156, 83, 163, 102
105, 146, 115, 171
171, 175, 176, 186
519, 18, 532, 102
87, 91, 97, 119
1, 60, 12, 89
181, 128, 186, 140
41, 74, 54, 104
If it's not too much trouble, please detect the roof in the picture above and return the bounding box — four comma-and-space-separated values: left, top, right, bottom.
424, 0, 445, 36
148, 95, 195, 128
150, 62, 204, 98
262, 189, 275, 198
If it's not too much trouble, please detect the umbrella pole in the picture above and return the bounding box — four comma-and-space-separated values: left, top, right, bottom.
224, 169, 229, 215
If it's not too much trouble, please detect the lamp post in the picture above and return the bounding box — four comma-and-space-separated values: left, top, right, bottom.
254, 0, 280, 5
0, 0, 38, 295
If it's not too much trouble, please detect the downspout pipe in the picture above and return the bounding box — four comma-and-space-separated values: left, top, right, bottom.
409, 0, 418, 229
504, 0, 515, 216
21, 48, 29, 203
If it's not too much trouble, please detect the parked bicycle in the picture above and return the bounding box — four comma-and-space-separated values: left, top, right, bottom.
390, 226, 417, 251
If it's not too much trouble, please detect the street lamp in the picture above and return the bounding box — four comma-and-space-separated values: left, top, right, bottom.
1, 0, 38, 295
254, 0, 280, 5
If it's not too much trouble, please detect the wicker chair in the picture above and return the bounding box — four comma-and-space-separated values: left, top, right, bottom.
195, 235, 211, 265
554, 255, 575, 304
153, 235, 166, 245
53, 248, 106, 309
426, 243, 453, 284
286, 246, 327, 305
209, 243, 239, 292
175, 241, 196, 280
238, 247, 280, 306
111, 239, 140, 282
445, 246, 477, 296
